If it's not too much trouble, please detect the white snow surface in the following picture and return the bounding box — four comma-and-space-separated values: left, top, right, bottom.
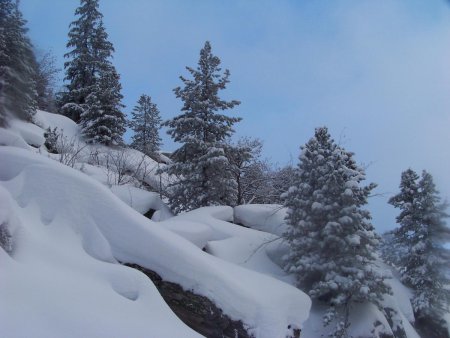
234, 204, 288, 237
9, 118, 45, 147
110, 185, 173, 220
34, 109, 80, 141
0, 148, 199, 338
0, 112, 425, 338
0, 146, 311, 338
161, 207, 312, 336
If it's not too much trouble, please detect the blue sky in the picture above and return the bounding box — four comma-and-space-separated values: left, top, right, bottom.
21, 0, 450, 233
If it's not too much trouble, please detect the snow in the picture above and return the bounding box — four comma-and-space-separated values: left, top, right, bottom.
0, 151, 199, 338
0, 127, 30, 149
0, 112, 426, 338
0, 146, 311, 338
34, 110, 80, 141
231, 202, 423, 338
382, 262, 416, 323
161, 219, 213, 248
181, 208, 296, 284
163, 206, 311, 336
9, 118, 45, 147
110, 185, 173, 220
348, 303, 392, 337
234, 204, 288, 237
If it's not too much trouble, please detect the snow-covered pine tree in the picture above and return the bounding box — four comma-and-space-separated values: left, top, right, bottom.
163, 41, 241, 213
129, 94, 162, 157
60, 0, 102, 122
80, 68, 125, 145
390, 170, 450, 337
282, 127, 391, 334
0, 0, 37, 126
60, 0, 124, 135
385, 169, 421, 267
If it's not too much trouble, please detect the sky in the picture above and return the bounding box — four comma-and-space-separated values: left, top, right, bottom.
20, 0, 450, 233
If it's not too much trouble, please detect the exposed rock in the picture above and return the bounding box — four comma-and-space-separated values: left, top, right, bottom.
125, 263, 254, 338
143, 208, 156, 219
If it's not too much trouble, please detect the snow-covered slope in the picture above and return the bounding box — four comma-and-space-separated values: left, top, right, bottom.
0, 148, 199, 338
234, 204, 288, 237
234, 204, 423, 338
0, 113, 312, 338
0, 111, 429, 338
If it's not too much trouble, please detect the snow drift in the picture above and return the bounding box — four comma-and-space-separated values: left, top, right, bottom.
0, 140, 311, 337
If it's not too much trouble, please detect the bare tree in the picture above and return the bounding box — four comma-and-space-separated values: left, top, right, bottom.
56, 134, 87, 168
34, 49, 61, 112
227, 137, 266, 205
104, 149, 133, 186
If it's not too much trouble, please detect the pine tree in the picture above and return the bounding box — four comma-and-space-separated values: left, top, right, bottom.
163, 41, 241, 213
385, 169, 421, 266
282, 127, 390, 334
0, 0, 37, 126
80, 68, 125, 145
60, 0, 125, 143
129, 94, 162, 157
389, 170, 450, 337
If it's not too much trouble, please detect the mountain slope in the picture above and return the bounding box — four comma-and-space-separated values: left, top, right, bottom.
0, 112, 311, 338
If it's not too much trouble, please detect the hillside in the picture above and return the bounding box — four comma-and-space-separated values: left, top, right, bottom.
0, 111, 442, 337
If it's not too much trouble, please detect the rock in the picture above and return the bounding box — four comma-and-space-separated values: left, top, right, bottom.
125, 263, 254, 338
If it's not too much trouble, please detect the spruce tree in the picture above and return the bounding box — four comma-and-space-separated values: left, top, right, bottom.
0, 0, 37, 126
390, 170, 450, 337
282, 127, 390, 334
163, 41, 241, 213
80, 67, 125, 145
60, 0, 125, 144
60, 0, 102, 122
129, 94, 162, 157
386, 169, 421, 267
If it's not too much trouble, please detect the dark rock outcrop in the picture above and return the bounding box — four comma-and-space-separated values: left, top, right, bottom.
125, 263, 254, 338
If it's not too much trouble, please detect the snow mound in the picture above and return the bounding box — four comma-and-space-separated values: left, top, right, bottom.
0, 149, 199, 338
159, 206, 312, 337
34, 110, 80, 141
0, 127, 30, 149
110, 185, 173, 220
0, 147, 311, 338
234, 204, 288, 236
9, 119, 45, 147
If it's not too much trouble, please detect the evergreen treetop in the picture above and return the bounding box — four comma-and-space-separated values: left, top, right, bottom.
165, 41, 241, 145
0, 0, 37, 125
163, 41, 241, 213
129, 94, 162, 157
283, 127, 391, 334
389, 169, 450, 328
61, 0, 117, 123
80, 68, 125, 145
